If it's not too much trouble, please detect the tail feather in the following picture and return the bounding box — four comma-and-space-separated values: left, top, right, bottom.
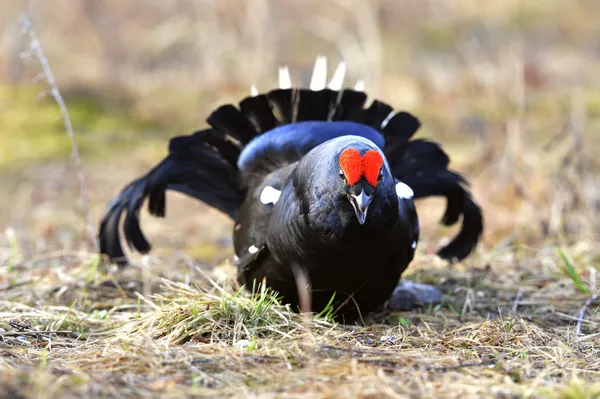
266, 89, 294, 123
437, 195, 483, 261
387, 140, 483, 261
239, 95, 278, 133
123, 180, 153, 252
99, 178, 144, 264
278, 66, 292, 89
309, 56, 328, 90
169, 130, 240, 168
363, 100, 394, 127
331, 90, 367, 120
99, 130, 244, 265
328, 62, 346, 90
382, 112, 421, 152
206, 105, 258, 144
296, 89, 339, 121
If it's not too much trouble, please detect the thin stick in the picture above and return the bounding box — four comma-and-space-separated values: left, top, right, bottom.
576, 290, 600, 336
19, 14, 97, 250
512, 288, 524, 313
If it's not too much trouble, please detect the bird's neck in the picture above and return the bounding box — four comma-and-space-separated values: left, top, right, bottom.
268, 186, 399, 263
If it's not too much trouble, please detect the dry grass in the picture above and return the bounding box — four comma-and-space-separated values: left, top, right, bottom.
2, 1, 600, 398
1, 246, 599, 398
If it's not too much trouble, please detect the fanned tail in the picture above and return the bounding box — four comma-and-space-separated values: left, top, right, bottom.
99, 56, 482, 265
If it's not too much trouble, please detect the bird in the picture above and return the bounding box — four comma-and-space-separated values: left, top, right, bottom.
98, 56, 483, 322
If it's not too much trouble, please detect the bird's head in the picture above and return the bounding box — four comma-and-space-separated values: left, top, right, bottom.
337, 146, 385, 225
294, 135, 397, 228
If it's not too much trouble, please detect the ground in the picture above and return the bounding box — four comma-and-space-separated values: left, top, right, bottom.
3, 238, 600, 398
1, 1, 600, 398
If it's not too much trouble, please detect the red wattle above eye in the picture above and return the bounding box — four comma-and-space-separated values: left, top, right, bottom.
362, 150, 384, 187
339, 148, 384, 187
339, 148, 362, 186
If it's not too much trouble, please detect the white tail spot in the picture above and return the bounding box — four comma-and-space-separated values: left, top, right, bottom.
248, 245, 259, 254
396, 182, 414, 199
411, 241, 417, 249
260, 186, 281, 205
381, 111, 396, 129
328, 62, 346, 90
250, 85, 259, 96
279, 66, 291, 89
310, 56, 328, 91
354, 79, 365, 91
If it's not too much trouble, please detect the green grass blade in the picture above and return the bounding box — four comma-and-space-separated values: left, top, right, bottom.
557, 248, 590, 294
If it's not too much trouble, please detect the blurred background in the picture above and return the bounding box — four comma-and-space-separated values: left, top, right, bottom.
1, 0, 599, 268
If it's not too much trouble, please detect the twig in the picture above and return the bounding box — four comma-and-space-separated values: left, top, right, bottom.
576, 290, 600, 336
569, 89, 586, 174
512, 288, 524, 313
357, 358, 497, 372
19, 14, 97, 251
0, 279, 33, 291
555, 312, 599, 326
577, 332, 600, 342
542, 122, 569, 152
423, 359, 497, 372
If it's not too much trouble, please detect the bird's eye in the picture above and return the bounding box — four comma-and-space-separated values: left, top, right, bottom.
339, 169, 346, 181
378, 169, 384, 181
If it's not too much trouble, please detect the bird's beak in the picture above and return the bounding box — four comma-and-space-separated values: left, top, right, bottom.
348, 189, 373, 225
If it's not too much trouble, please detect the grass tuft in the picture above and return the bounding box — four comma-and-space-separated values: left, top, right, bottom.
116, 279, 333, 346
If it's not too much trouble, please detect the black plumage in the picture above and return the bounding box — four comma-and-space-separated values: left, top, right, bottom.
99, 60, 483, 321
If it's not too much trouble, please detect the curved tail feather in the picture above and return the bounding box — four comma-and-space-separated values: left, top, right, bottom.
436, 193, 483, 261
386, 139, 483, 261
98, 138, 244, 265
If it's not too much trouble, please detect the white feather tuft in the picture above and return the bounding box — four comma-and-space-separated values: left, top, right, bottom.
310, 56, 328, 91
395, 182, 414, 199
381, 111, 396, 129
260, 186, 281, 205
250, 85, 259, 96
248, 245, 259, 254
354, 79, 365, 91
328, 62, 346, 90
278, 66, 291, 89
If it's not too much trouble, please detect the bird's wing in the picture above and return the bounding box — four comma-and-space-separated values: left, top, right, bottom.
386, 138, 483, 261
99, 129, 245, 265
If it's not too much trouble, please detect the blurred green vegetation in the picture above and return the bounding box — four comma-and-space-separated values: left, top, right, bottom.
0, 0, 599, 256
0, 84, 154, 168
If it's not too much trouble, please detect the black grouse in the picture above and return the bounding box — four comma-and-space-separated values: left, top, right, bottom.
99, 57, 483, 321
